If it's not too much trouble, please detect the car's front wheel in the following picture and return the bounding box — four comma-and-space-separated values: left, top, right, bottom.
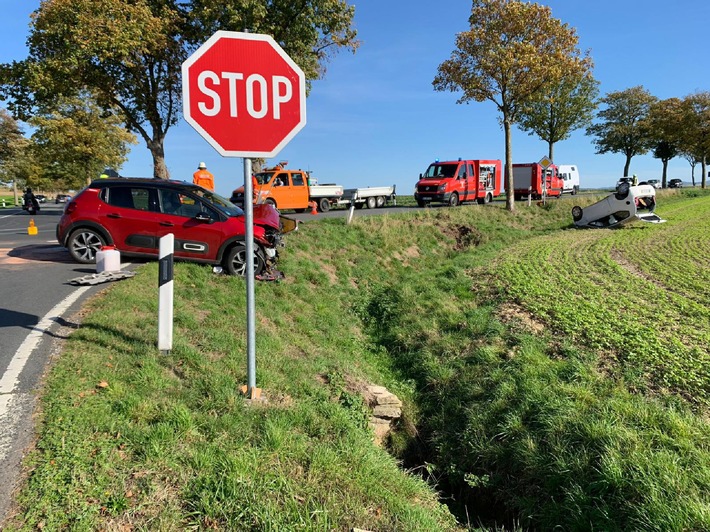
68, 227, 106, 264
224, 242, 266, 276
571, 205, 583, 221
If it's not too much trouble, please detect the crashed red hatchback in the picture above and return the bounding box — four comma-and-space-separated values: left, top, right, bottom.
56, 178, 285, 276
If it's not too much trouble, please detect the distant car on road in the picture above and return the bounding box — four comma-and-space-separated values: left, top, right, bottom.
55, 194, 71, 204
35, 194, 47, 203
668, 179, 683, 189
646, 179, 661, 189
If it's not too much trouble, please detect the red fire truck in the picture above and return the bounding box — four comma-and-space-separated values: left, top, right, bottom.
414, 159, 502, 207
511, 163, 564, 201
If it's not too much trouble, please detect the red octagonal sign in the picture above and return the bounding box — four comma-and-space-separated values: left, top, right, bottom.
182, 31, 307, 158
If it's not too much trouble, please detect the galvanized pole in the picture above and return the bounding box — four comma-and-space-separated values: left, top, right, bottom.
243, 157, 257, 396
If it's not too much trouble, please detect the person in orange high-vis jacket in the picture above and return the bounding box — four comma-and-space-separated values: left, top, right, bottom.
193, 162, 215, 191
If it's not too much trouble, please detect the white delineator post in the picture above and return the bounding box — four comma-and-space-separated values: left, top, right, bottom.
158, 233, 175, 354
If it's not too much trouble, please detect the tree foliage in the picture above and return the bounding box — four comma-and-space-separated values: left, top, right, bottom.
517, 71, 599, 162
188, 0, 359, 83
0, 108, 24, 164
29, 93, 137, 190
585, 85, 658, 178
680, 91, 710, 189
1, 0, 358, 179
433, 0, 592, 211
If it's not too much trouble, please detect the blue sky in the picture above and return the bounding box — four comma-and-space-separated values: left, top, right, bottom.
3, 1, 709, 196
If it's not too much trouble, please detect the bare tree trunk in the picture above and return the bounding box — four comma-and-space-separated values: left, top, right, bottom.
548, 141, 554, 162
662, 159, 668, 187
504, 118, 514, 212
623, 155, 632, 178
148, 138, 169, 179
702, 157, 707, 189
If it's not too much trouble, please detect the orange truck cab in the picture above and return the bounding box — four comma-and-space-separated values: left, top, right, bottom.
511, 163, 564, 201
414, 159, 502, 207
231, 164, 312, 212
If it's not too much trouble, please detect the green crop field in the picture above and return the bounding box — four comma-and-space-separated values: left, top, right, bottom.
4, 189, 709, 531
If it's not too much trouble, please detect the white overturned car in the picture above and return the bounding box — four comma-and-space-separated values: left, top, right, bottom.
572, 183, 665, 228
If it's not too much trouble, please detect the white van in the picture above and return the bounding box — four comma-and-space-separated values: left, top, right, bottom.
558, 164, 580, 194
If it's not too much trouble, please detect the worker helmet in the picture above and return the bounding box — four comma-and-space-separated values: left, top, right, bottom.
198, 162, 206, 169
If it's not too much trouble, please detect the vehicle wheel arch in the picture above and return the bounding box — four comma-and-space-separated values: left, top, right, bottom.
63, 221, 113, 247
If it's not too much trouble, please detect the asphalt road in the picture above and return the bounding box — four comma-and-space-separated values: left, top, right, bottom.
0, 203, 112, 522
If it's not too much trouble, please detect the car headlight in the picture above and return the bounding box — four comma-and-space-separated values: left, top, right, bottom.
438, 184, 446, 192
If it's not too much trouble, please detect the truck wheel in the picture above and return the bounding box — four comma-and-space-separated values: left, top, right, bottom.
572, 206, 583, 221
318, 198, 331, 212
375, 196, 385, 208
416, 200, 427, 208
224, 242, 266, 276
448, 193, 459, 207
265, 199, 277, 208
366, 196, 377, 209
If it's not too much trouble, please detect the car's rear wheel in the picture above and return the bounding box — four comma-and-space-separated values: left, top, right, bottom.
265, 199, 277, 208
375, 196, 385, 208
68, 227, 106, 264
366, 196, 377, 209
224, 242, 266, 276
319, 198, 331, 212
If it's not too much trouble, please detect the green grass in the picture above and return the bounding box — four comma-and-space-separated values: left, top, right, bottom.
5, 189, 710, 530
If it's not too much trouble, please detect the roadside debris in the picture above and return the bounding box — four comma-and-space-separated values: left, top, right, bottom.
69, 271, 136, 285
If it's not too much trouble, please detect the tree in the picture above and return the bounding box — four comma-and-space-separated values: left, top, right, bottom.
680, 91, 710, 189
517, 71, 599, 162
188, 0, 359, 83
647, 98, 682, 187
0, 108, 28, 203
0, 108, 24, 164
29, 93, 137, 190
1, 0, 358, 179
433, 0, 592, 211
586, 86, 657, 178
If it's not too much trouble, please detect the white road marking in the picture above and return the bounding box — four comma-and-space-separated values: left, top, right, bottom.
0, 286, 91, 461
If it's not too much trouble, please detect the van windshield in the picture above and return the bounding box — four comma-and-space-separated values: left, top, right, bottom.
255, 172, 275, 185
423, 164, 457, 178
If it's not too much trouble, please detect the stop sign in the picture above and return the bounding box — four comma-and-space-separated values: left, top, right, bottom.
182, 31, 307, 158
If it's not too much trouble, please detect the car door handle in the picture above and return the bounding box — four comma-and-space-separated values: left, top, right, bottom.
107, 213, 121, 218
160, 221, 174, 227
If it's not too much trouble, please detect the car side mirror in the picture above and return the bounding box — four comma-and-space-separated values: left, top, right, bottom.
195, 212, 213, 223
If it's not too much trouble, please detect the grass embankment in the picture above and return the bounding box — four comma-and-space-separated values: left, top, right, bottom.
5, 190, 710, 530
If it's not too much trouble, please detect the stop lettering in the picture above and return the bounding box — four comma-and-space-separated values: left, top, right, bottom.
182, 31, 307, 158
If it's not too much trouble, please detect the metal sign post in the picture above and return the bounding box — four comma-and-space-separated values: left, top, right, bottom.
243, 158, 257, 397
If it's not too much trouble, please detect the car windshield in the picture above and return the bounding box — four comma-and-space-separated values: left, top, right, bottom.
190, 187, 244, 217
423, 164, 457, 178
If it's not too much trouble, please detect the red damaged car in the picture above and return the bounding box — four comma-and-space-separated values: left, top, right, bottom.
56, 178, 286, 275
